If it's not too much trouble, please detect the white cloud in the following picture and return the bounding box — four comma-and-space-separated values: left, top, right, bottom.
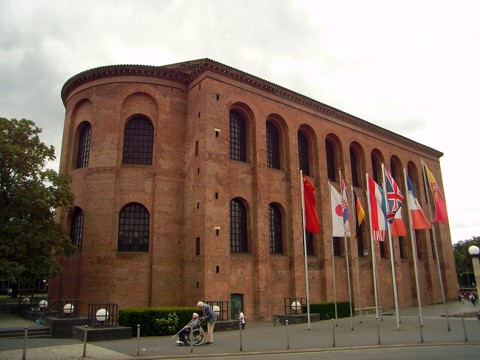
1, 0, 480, 243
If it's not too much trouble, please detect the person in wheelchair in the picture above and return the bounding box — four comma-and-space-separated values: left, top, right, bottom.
176, 312, 200, 345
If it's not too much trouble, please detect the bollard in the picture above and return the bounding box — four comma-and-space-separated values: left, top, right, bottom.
82, 325, 88, 358
461, 314, 468, 342
189, 327, 194, 354
376, 316, 381, 345
331, 319, 335, 347
286, 319, 290, 350
22, 326, 28, 360
239, 322, 243, 352
136, 324, 141, 356
418, 315, 424, 343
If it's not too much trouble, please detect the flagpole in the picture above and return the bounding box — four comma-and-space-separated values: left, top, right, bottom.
340, 171, 354, 331
300, 170, 312, 330
381, 164, 401, 330
352, 185, 363, 324
328, 180, 339, 327
366, 174, 380, 321
421, 160, 450, 331
403, 168, 424, 326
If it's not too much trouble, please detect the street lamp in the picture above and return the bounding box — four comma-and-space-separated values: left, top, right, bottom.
468, 245, 480, 293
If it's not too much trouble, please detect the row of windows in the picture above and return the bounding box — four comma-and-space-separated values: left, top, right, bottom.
75, 110, 423, 200
76, 117, 154, 169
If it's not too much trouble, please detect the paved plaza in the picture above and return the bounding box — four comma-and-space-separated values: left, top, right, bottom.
0, 301, 479, 359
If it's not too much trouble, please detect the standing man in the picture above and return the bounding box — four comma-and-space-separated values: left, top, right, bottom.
197, 301, 217, 345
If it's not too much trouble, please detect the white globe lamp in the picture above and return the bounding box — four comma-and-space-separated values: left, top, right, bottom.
291, 301, 301, 313
213, 305, 220, 316
96, 308, 109, 322
39, 300, 48, 310
63, 303, 74, 314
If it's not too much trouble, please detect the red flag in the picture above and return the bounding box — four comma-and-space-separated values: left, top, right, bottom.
390, 210, 407, 236
303, 176, 320, 234
424, 164, 448, 224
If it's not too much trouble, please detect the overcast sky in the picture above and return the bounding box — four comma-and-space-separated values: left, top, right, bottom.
1, 0, 479, 243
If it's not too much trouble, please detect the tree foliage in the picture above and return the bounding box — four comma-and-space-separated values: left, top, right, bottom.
0, 117, 76, 285
453, 236, 480, 286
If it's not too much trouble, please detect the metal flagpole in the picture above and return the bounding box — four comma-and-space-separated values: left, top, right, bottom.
300, 170, 311, 330
381, 163, 401, 330
403, 168, 424, 326
365, 174, 380, 320
339, 171, 354, 330
421, 160, 450, 331
351, 185, 363, 324
329, 180, 338, 327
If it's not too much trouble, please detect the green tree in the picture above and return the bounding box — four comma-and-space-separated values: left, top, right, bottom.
0, 117, 76, 295
453, 236, 480, 287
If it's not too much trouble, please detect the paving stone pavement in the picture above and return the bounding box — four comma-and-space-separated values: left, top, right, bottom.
0, 300, 479, 359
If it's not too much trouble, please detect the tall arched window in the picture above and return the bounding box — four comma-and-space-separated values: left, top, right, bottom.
306, 232, 314, 256
269, 204, 283, 253
266, 122, 280, 169
298, 132, 310, 176
350, 147, 359, 187
118, 203, 149, 252
326, 140, 336, 181
230, 111, 247, 162
122, 117, 154, 165
70, 207, 84, 251
230, 198, 248, 252
76, 123, 91, 169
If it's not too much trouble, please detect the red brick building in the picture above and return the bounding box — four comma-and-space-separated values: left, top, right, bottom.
50, 58, 457, 320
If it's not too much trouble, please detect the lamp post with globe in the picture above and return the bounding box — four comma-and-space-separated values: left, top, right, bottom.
468, 245, 480, 294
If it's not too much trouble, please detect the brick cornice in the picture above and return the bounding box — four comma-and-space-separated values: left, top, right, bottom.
61, 59, 443, 158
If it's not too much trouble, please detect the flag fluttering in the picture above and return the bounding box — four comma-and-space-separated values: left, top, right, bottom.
368, 176, 387, 241
384, 168, 405, 223
406, 174, 431, 229
353, 190, 365, 227
340, 176, 351, 235
390, 209, 407, 236
423, 164, 448, 224
329, 183, 350, 236
303, 176, 320, 234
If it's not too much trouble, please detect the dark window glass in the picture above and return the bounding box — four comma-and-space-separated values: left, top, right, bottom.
269, 204, 282, 253
118, 203, 149, 252
266, 122, 280, 169
357, 225, 364, 258
70, 207, 84, 251
76, 124, 91, 168
230, 199, 248, 252
333, 237, 341, 256
326, 140, 336, 181
398, 237, 405, 259
306, 232, 314, 256
379, 241, 386, 258
298, 132, 309, 176
350, 148, 359, 187
122, 117, 153, 165
229, 111, 246, 161
371, 154, 380, 183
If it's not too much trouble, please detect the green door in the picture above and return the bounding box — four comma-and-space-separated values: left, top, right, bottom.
230, 293, 243, 319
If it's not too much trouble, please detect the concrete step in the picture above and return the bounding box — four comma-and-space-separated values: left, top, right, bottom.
0, 326, 51, 339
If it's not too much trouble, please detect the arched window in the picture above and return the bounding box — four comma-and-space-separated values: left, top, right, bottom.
230, 111, 247, 162
76, 123, 91, 169
266, 122, 280, 169
230, 199, 248, 252
326, 140, 336, 181
122, 117, 154, 165
350, 147, 359, 187
298, 132, 310, 176
118, 203, 149, 252
269, 204, 283, 253
305, 232, 314, 256
70, 207, 84, 251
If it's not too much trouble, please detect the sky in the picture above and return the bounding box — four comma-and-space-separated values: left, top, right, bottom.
1, 0, 479, 244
